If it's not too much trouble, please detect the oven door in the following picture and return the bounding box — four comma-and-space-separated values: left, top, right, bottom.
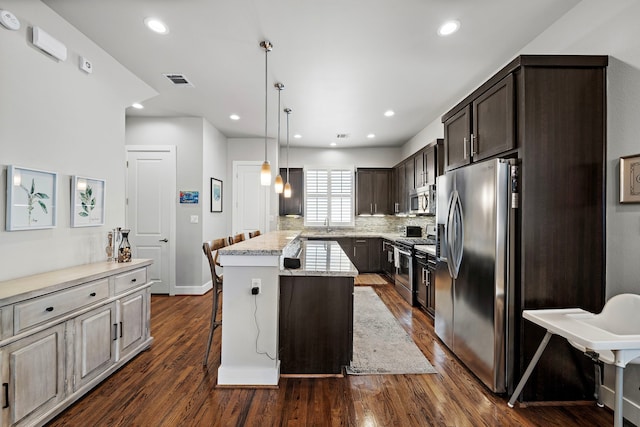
394, 247, 414, 305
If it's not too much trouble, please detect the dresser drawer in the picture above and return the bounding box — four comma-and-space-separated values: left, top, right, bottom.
14, 279, 109, 334
114, 268, 147, 294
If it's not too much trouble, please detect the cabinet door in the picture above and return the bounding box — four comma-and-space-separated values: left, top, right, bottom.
414, 150, 426, 188
73, 302, 117, 391
1, 324, 65, 426
393, 165, 403, 214
355, 170, 375, 215
117, 290, 148, 361
444, 105, 471, 171
279, 168, 304, 216
373, 170, 392, 214
472, 74, 515, 161
368, 238, 382, 273
404, 158, 415, 193
424, 146, 436, 185
353, 239, 370, 273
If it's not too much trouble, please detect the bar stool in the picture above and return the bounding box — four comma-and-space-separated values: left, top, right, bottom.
202, 237, 227, 366
249, 230, 261, 238
228, 232, 245, 245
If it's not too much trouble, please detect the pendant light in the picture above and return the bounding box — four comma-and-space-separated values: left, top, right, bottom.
283, 107, 292, 198
274, 82, 285, 193
260, 41, 272, 186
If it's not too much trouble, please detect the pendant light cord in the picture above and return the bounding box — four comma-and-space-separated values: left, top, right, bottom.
286, 110, 290, 182
264, 47, 268, 161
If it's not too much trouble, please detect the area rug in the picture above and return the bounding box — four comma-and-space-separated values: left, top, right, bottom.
354, 273, 388, 286
346, 286, 438, 375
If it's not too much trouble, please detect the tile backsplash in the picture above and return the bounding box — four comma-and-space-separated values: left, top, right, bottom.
277, 215, 435, 234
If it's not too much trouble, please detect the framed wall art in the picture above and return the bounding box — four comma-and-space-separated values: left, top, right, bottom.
179, 190, 199, 204
211, 177, 222, 212
71, 176, 106, 227
6, 165, 57, 231
620, 154, 640, 203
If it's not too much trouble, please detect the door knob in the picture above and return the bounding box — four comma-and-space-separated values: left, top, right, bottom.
159, 238, 168, 242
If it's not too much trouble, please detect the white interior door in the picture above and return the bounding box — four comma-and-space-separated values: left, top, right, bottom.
233, 162, 269, 236
126, 146, 176, 294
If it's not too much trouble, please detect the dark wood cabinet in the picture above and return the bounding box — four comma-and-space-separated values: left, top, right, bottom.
356, 169, 392, 215
443, 74, 515, 171
442, 55, 607, 402
278, 168, 303, 216
367, 238, 381, 272
279, 276, 353, 374
414, 139, 444, 188
353, 239, 369, 272
392, 159, 414, 214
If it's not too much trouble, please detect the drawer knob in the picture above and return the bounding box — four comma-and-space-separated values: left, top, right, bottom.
45, 307, 54, 312
89, 292, 97, 297
131, 278, 137, 283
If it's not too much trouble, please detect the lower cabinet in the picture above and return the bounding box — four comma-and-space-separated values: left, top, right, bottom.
0, 261, 152, 427
1, 324, 66, 427
73, 303, 117, 392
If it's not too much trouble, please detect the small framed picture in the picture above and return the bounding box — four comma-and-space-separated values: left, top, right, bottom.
211, 178, 223, 212
71, 176, 106, 227
6, 165, 57, 231
179, 190, 199, 204
620, 154, 640, 203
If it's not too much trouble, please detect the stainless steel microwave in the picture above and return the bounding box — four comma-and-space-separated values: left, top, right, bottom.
409, 185, 436, 215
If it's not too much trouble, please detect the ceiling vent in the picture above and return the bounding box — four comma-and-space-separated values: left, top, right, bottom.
336, 133, 350, 139
163, 73, 194, 87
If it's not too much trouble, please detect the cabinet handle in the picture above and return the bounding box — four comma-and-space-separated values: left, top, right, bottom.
113, 324, 118, 341
370, 203, 373, 214
471, 134, 476, 157
463, 137, 468, 159
89, 292, 97, 297
374, 203, 377, 213
120, 322, 123, 338
131, 278, 137, 283
45, 307, 54, 312
2, 383, 8, 409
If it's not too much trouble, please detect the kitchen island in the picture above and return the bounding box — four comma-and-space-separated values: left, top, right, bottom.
217, 231, 357, 386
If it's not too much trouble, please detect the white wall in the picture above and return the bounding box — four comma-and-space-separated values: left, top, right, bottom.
0, 1, 154, 282
126, 117, 229, 293
227, 138, 279, 232
284, 146, 402, 168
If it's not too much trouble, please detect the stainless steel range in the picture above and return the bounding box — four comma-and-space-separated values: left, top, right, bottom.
393, 230, 437, 305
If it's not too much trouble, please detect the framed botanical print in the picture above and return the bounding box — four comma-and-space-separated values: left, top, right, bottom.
211, 178, 222, 212
71, 176, 106, 227
6, 165, 57, 231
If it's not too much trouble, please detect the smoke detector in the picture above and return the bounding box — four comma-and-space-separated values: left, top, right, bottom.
336, 133, 350, 139
163, 73, 194, 87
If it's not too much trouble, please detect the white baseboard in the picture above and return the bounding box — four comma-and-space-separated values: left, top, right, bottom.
601, 385, 640, 425
171, 280, 213, 295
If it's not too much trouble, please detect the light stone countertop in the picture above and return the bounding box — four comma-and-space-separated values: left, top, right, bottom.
414, 244, 437, 256
218, 230, 302, 256
280, 240, 358, 278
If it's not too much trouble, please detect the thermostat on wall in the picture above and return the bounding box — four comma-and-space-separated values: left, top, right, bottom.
0, 9, 20, 30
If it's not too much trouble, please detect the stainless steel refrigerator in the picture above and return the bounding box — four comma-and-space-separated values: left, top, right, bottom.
435, 158, 518, 393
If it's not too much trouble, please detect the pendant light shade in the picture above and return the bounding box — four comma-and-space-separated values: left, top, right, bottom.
260, 41, 272, 186
274, 82, 284, 193
284, 107, 292, 198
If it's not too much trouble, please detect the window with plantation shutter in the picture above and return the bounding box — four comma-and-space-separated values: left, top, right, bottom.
304, 166, 354, 227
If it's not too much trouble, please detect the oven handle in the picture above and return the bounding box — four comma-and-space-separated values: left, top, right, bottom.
396, 249, 412, 257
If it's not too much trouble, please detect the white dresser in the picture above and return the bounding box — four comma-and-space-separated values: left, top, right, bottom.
0, 259, 153, 426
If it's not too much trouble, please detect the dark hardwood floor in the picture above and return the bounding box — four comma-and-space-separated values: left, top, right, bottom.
47, 278, 615, 426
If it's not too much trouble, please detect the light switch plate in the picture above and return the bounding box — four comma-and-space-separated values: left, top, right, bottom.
190, 215, 199, 224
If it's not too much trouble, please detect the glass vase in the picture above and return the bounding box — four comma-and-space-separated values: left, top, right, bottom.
118, 229, 132, 262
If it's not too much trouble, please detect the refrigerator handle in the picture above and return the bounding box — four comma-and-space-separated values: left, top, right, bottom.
447, 190, 464, 279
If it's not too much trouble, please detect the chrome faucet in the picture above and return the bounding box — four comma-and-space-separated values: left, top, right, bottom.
324, 217, 331, 233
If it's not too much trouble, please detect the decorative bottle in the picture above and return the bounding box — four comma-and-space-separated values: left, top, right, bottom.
118, 229, 132, 262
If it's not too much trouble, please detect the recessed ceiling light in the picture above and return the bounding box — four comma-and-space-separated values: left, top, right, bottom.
131, 103, 144, 109
144, 17, 169, 34
294, 134, 302, 139
438, 20, 460, 36
384, 110, 395, 117
367, 133, 376, 139
330, 142, 337, 147
229, 114, 240, 120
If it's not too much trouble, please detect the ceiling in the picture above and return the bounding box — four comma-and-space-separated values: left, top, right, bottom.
43, 0, 580, 148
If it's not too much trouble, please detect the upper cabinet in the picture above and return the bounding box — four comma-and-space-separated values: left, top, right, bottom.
279, 168, 304, 216
443, 74, 515, 171
414, 139, 444, 187
356, 168, 392, 215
